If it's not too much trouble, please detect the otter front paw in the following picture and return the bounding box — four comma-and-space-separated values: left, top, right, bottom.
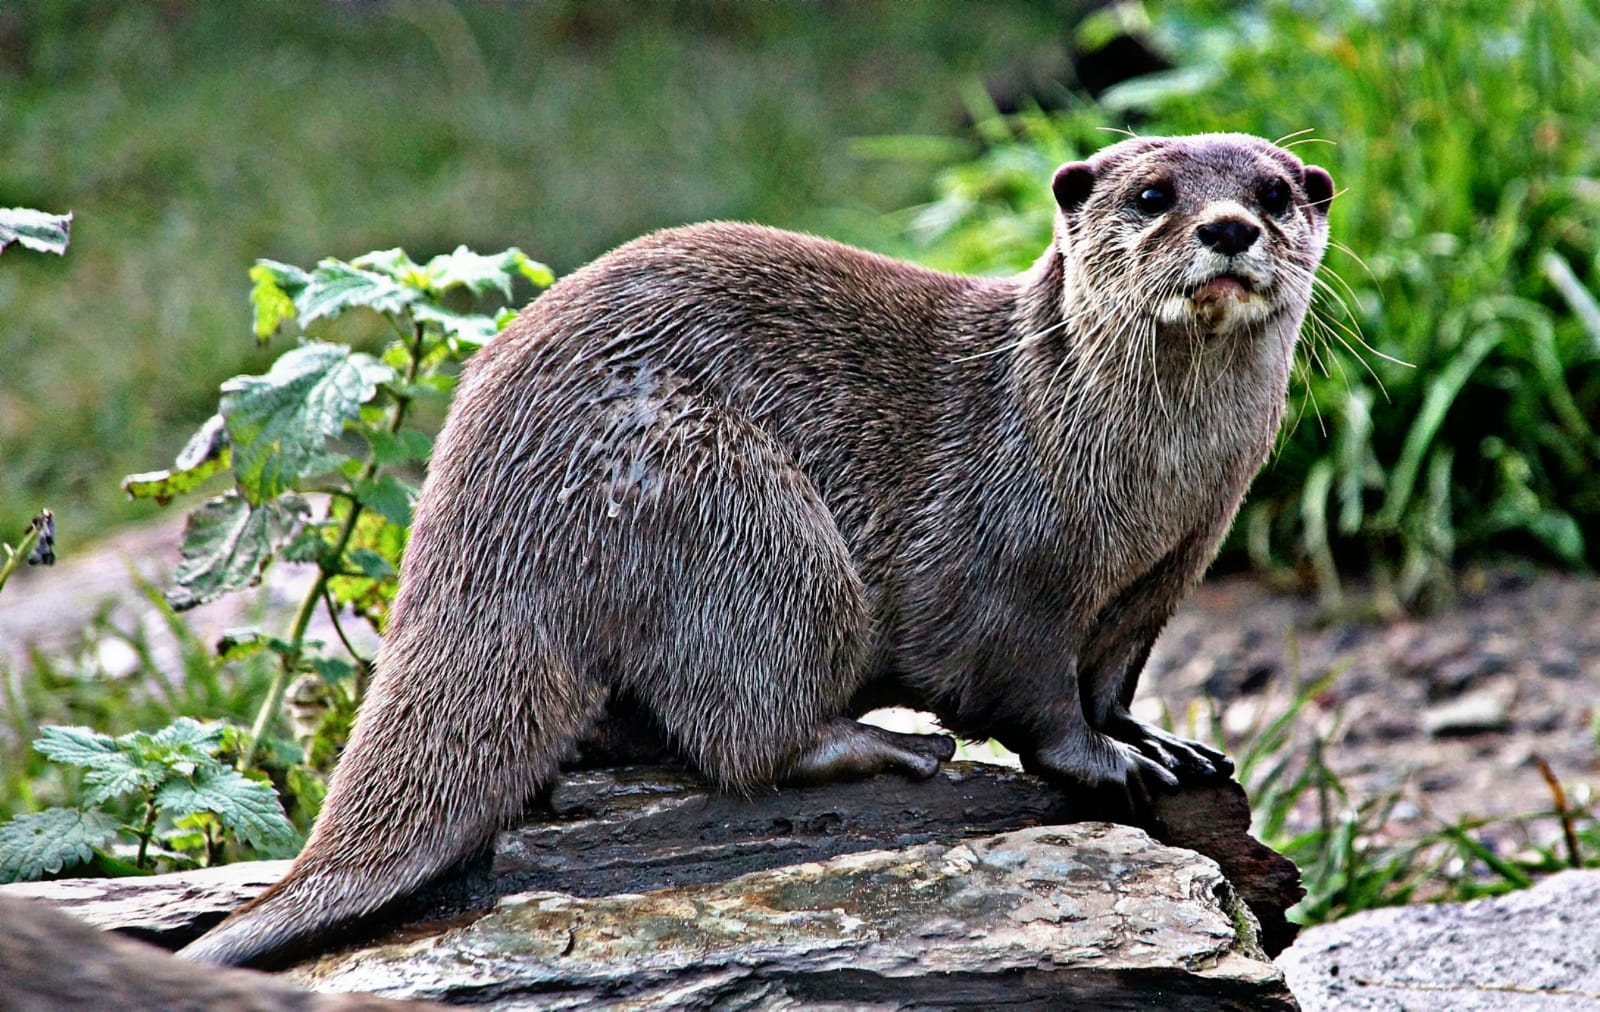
1103, 711, 1233, 784
1022, 731, 1180, 819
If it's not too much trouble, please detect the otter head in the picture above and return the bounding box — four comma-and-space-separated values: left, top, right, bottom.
1050, 133, 1334, 340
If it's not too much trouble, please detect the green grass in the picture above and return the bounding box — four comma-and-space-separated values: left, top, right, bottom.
1214, 659, 1599, 924
0, 0, 1059, 543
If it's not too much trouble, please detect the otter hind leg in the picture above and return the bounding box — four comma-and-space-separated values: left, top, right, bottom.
600, 397, 882, 792
784, 717, 957, 785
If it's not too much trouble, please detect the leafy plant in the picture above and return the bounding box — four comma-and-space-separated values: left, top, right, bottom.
121, 245, 551, 775
0, 205, 68, 600
0, 718, 294, 881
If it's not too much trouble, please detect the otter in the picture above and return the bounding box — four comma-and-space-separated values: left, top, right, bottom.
181, 132, 1334, 967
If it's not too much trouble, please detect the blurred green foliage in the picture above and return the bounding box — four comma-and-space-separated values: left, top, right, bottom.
0, 0, 1061, 539
878, 0, 1600, 606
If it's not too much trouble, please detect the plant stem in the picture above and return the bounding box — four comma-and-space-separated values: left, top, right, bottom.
0, 514, 46, 600
135, 795, 160, 869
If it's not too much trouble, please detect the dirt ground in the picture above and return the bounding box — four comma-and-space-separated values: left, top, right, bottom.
1145, 566, 1600, 861
4, 518, 1596, 865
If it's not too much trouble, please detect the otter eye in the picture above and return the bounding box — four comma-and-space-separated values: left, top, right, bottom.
1134, 182, 1176, 215
1260, 178, 1292, 216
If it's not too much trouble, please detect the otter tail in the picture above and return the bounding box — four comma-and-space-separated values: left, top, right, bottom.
179, 608, 589, 967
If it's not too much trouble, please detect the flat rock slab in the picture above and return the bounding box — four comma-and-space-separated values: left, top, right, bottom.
1278, 868, 1600, 1010
2, 763, 1301, 1008
291, 823, 1294, 1010
1, 858, 291, 945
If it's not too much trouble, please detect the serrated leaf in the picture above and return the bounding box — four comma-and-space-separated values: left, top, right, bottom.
253, 259, 313, 295
351, 247, 424, 284
121, 414, 232, 505
0, 207, 72, 256
310, 655, 358, 685
0, 808, 120, 882
169, 493, 309, 611
80, 752, 154, 806
33, 726, 117, 768
422, 245, 519, 299
220, 343, 395, 502
364, 428, 432, 467
296, 259, 417, 326
411, 302, 501, 348
249, 263, 300, 340
155, 766, 297, 853
512, 249, 555, 288
352, 473, 415, 527
33, 726, 161, 807
149, 717, 225, 752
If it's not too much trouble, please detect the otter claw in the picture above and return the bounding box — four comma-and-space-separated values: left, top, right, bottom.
1105, 714, 1233, 783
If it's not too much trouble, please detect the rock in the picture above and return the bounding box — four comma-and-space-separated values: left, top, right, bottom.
1421, 686, 1512, 737
2, 763, 1301, 1008
0, 894, 437, 1010
1278, 869, 1600, 1011
1, 858, 290, 946
291, 825, 1296, 1010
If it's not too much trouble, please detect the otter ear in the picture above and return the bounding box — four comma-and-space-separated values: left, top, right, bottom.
1052, 162, 1096, 213
1302, 165, 1335, 215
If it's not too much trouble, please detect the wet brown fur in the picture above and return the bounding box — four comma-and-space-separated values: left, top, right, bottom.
181, 133, 1334, 967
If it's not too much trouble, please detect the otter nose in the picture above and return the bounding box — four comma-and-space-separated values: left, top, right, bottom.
1196, 219, 1261, 256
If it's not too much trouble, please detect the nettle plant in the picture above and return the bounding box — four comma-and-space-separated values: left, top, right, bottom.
0, 245, 550, 881
121, 246, 551, 771
0, 720, 295, 880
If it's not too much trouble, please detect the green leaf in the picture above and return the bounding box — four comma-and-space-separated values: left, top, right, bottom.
282, 521, 336, 564
249, 263, 301, 340
0, 207, 73, 256
150, 717, 225, 753
168, 493, 309, 611
411, 302, 502, 348
351, 247, 425, 286
155, 766, 297, 853
122, 414, 232, 505
345, 547, 395, 581
220, 342, 395, 502
0, 808, 120, 882
216, 628, 269, 662
364, 428, 432, 467
253, 259, 313, 295
422, 245, 518, 299
1375, 326, 1501, 530
79, 751, 155, 806
511, 249, 555, 289
33, 726, 118, 769
310, 655, 358, 685
352, 473, 416, 527
296, 259, 417, 326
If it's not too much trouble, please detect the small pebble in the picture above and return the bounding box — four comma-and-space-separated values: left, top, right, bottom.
1422, 689, 1511, 737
